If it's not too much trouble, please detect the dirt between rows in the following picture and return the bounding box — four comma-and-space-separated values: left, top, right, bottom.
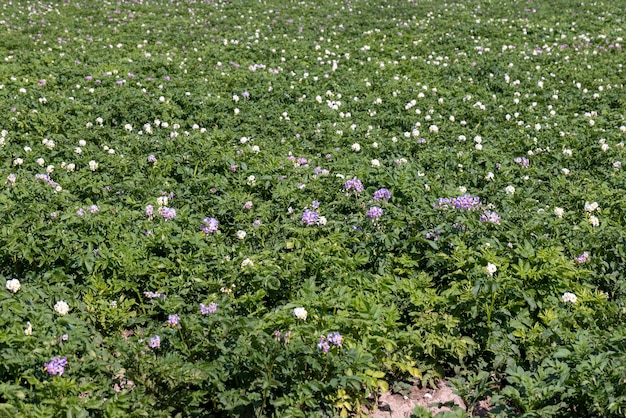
368, 380, 466, 417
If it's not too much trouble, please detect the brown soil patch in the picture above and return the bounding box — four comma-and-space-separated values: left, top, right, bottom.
369, 380, 466, 417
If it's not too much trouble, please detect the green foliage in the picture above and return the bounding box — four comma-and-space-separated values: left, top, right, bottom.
1, 0, 626, 416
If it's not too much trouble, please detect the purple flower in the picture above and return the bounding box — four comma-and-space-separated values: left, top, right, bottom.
574, 251, 589, 264
145, 205, 154, 218
318, 332, 343, 353
44, 356, 67, 375
167, 314, 180, 327
327, 332, 343, 347
311, 200, 320, 209
514, 157, 530, 168
88, 205, 100, 214
317, 337, 331, 353
435, 194, 481, 211
480, 210, 501, 224
243, 201, 253, 210
76, 208, 85, 217
158, 206, 176, 220
143, 291, 165, 299
366, 206, 383, 219
344, 177, 364, 193
147, 154, 157, 163
373, 188, 391, 202
200, 302, 217, 314
149, 336, 161, 348
302, 209, 320, 225
201, 217, 219, 234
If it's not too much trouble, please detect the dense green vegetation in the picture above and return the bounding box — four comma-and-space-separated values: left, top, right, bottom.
1, 0, 625, 416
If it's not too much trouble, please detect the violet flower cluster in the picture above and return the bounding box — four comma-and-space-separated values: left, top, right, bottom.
143, 291, 165, 299
302, 209, 320, 225
366, 206, 383, 219
158, 206, 177, 221
317, 332, 343, 353
514, 157, 530, 168
35, 173, 60, 189
373, 188, 391, 202
344, 177, 364, 193
435, 194, 481, 210
574, 251, 589, 264
200, 302, 217, 314
167, 314, 180, 327
44, 356, 67, 376
201, 217, 219, 234
480, 210, 501, 224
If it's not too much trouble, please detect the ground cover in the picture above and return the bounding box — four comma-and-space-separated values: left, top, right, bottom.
1, 0, 625, 416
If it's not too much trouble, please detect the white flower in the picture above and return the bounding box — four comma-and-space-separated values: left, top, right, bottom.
584, 202, 599, 212
372, 142, 378, 148
89, 160, 98, 171
475, 143, 483, 151
371, 159, 380, 167
54, 301, 70, 316
563, 149, 572, 157
241, 258, 254, 268
429, 125, 439, 133
46, 165, 54, 174
561, 168, 570, 175
485, 172, 494, 181
24, 321, 32, 336
236, 230, 247, 240
458, 186, 467, 193
601, 143, 609, 152
96, 117, 103, 125
36, 158, 45, 166
251, 145, 260, 153
66, 163, 76, 172
505, 185, 515, 195
13, 158, 23, 166
561, 292, 577, 304
6, 279, 20, 293
78, 140, 86, 147
157, 196, 169, 207
24, 146, 32, 152
247, 175, 256, 186
351, 143, 361, 152
486, 263, 497, 276
124, 124, 133, 132
75, 147, 82, 154
293, 307, 308, 320
318, 216, 327, 226
613, 161, 622, 171
589, 216, 599, 227
554, 207, 564, 218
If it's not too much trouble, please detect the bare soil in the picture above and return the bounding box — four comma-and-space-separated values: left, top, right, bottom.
369, 380, 466, 417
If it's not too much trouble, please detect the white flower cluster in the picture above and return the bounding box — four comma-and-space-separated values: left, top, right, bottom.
561, 292, 577, 304
293, 307, 308, 320
6, 279, 20, 293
